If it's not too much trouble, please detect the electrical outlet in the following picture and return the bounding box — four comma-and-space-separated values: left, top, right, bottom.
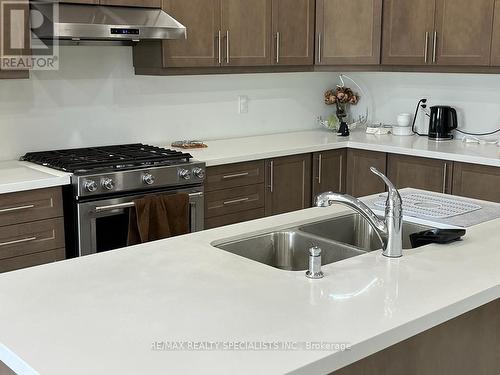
238, 95, 248, 114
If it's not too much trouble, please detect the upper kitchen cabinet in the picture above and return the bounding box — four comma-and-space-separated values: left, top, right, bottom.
271, 0, 315, 65
134, 0, 280, 71
489, 0, 500, 65
0, 0, 30, 79
100, 0, 161, 7
61, 0, 160, 6
382, 0, 495, 66
433, 0, 495, 66
315, 0, 382, 65
382, 0, 436, 65
161, 0, 221, 67
221, 0, 272, 66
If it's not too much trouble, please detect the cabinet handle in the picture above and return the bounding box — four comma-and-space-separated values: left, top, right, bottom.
217, 30, 222, 65
276, 32, 280, 64
269, 161, 274, 193
0, 204, 35, 214
318, 33, 322, 63
223, 197, 250, 206
432, 31, 437, 64
442, 163, 448, 194
0, 236, 37, 247
339, 155, 343, 192
317, 154, 322, 184
225, 30, 230, 64
222, 172, 249, 180
424, 31, 429, 64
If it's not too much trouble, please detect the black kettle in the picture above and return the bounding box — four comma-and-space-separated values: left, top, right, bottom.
428, 106, 458, 141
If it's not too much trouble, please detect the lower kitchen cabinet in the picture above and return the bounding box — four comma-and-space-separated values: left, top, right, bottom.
387, 154, 453, 194
346, 149, 387, 197
204, 155, 311, 228
204, 160, 266, 229
265, 154, 312, 215
204, 150, 500, 229
312, 149, 347, 199
452, 162, 500, 203
0, 187, 65, 273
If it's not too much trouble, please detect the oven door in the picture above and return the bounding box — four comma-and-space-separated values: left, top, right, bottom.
76, 188, 204, 256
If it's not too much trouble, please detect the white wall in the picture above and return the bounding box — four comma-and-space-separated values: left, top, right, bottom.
346, 72, 500, 135
0, 46, 333, 160
1, 46, 500, 161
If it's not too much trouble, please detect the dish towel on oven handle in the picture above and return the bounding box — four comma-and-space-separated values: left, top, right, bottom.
127, 193, 190, 245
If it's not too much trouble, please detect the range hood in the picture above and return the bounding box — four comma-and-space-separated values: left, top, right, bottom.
33, 3, 186, 45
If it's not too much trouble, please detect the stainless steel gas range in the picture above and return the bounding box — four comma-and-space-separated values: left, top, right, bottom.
22, 144, 205, 257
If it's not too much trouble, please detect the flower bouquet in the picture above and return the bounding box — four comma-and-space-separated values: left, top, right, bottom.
324, 87, 359, 136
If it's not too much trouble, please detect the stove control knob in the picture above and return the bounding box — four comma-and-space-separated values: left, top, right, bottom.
101, 178, 115, 191
84, 180, 98, 193
192, 167, 206, 180
142, 173, 155, 185
178, 168, 191, 181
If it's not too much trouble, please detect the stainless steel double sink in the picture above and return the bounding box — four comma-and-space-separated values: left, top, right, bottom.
214, 213, 432, 271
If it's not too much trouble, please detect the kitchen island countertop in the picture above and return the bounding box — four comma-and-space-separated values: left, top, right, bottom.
1, 197, 500, 375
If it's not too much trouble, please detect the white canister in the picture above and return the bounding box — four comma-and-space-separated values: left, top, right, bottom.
397, 113, 412, 127
393, 113, 413, 136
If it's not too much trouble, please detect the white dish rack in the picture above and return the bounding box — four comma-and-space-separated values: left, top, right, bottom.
374, 192, 482, 220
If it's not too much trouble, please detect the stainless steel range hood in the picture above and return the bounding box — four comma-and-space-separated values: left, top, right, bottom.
33, 3, 186, 45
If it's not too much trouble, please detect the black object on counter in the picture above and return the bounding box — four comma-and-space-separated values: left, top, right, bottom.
410, 228, 466, 249
338, 121, 350, 137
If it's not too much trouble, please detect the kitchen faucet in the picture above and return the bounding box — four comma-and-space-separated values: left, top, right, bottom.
315, 167, 403, 258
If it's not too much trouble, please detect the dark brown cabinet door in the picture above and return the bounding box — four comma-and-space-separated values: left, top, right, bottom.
490, 0, 500, 65
452, 162, 500, 203
387, 154, 452, 194
434, 0, 495, 66
312, 149, 347, 199
221, 0, 272, 66
162, 0, 221, 67
381, 0, 436, 65
59, 0, 99, 4
265, 154, 312, 215
271, 0, 315, 65
346, 149, 387, 197
0, 0, 30, 79
100, 0, 161, 6
316, 0, 382, 65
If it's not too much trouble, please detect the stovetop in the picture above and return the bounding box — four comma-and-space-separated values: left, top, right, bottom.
21, 144, 193, 174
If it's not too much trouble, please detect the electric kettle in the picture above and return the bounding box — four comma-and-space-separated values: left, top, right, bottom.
428, 106, 458, 141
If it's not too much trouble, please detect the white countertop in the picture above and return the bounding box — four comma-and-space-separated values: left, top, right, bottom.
1, 129, 499, 196
1, 195, 500, 375
179, 129, 500, 167
0, 161, 71, 195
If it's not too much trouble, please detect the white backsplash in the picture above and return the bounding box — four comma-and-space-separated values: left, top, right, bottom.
0, 46, 333, 161
1, 46, 500, 161
346, 72, 500, 136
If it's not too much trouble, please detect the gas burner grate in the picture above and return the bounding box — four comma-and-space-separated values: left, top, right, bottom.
21, 144, 193, 173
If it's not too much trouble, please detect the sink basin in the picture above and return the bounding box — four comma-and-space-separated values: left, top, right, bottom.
299, 213, 432, 251
215, 230, 366, 271
214, 213, 435, 271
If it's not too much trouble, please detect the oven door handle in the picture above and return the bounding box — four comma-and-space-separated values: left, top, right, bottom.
94, 192, 205, 213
